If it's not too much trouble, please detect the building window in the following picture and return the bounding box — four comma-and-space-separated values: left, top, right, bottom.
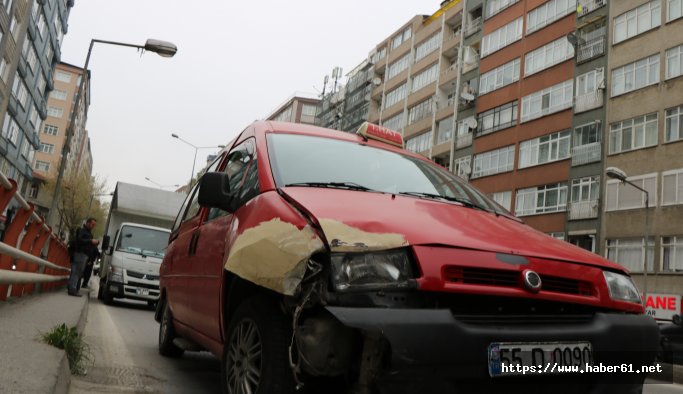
28, 183, 39, 199
524, 36, 574, 77
405, 131, 432, 153
518, 130, 571, 168
611, 54, 660, 97
29, 104, 40, 129
605, 173, 656, 210
12, 78, 29, 108
382, 112, 404, 132
0, 58, 7, 83
573, 121, 602, 146
662, 168, 683, 205
27, 46, 38, 72
35, 160, 50, 172
273, 106, 292, 122
1, 115, 20, 145
521, 79, 573, 123
371, 47, 386, 64
453, 155, 471, 177
10, 15, 18, 38
670, 0, 683, 21
5, 0, 13, 14
301, 104, 317, 117
526, 0, 577, 35
515, 183, 568, 216
666, 104, 683, 142
50, 89, 68, 101
411, 63, 438, 92
613, 0, 661, 44
485, 0, 519, 19
47, 106, 64, 118
387, 54, 411, 80
415, 32, 442, 62
489, 190, 512, 211
472, 145, 515, 178
479, 58, 520, 95
481, 17, 523, 57
40, 142, 55, 154
43, 124, 58, 136
55, 71, 71, 83
666, 44, 683, 80
477, 101, 518, 136
575, 68, 605, 112
609, 113, 658, 154
407, 98, 433, 125
391, 27, 412, 50
384, 83, 407, 109
606, 238, 654, 272
37, 74, 46, 95
662, 236, 683, 272
571, 176, 600, 203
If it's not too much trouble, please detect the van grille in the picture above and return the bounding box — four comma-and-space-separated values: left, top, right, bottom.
127, 270, 159, 281
443, 266, 593, 297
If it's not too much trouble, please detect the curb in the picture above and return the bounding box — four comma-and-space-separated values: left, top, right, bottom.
53, 289, 90, 394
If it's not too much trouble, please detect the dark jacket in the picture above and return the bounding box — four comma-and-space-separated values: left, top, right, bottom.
75, 226, 96, 255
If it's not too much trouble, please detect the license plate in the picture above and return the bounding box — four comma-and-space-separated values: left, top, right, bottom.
488, 341, 592, 377
136, 288, 149, 296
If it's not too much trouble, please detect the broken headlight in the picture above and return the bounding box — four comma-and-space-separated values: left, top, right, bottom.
330, 249, 415, 291
603, 271, 641, 304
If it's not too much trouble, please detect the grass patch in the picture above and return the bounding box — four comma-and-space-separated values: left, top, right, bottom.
40, 323, 93, 375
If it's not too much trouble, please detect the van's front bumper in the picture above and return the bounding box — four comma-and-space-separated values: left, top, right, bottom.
106, 280, 159, 302
326, 307, 659, 391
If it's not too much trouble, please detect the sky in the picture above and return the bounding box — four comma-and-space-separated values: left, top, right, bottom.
59, 0, 437, 194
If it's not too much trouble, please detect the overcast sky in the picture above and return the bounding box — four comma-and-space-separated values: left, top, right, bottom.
60, 1, 435, 194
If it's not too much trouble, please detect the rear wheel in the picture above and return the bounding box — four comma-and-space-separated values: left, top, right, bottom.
158, 302, 184, 358
222, 296, 294, 394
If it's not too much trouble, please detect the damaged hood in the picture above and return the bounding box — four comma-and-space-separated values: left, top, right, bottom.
281, 187, 623, 272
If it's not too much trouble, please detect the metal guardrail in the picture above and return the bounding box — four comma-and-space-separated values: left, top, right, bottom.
0, 170, 71, 300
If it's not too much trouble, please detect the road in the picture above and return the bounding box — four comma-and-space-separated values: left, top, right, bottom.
70, 285, 683, 394
68, 288, 220, 393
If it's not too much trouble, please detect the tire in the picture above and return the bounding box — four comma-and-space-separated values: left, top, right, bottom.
97, 280, 104, 300
222, 296, 295, 394
102, 282, 113, 305
158, 301, 184, 358
148, 301, 158, 310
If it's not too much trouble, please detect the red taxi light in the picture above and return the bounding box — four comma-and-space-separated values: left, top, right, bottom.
356, 122, 404, 148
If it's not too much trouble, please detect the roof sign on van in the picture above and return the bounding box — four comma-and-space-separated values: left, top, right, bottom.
356, 122, 404, 149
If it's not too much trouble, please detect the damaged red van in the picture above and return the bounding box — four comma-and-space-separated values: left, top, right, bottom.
156, 121, 659, 394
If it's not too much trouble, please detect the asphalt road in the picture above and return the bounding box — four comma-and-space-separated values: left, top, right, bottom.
68, 288, 221, 393
68, 284, 683, 394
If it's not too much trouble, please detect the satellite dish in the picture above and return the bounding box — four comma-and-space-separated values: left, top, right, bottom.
464, 117, 478, 130
461, 92, 475, 102
460, 162, 472, 175
372, 77, 383, 86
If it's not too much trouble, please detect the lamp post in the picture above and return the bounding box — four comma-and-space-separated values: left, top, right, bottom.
145, 177, 180, 189
49, 38, 177, 232
606, 166, 650, 305
171, 133, 224, 186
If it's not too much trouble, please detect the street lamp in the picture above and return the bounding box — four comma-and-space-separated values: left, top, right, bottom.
145, 177, 180, 189
605, 166, 650, 304
171, 133, 224, 185
49, 38, 178, 232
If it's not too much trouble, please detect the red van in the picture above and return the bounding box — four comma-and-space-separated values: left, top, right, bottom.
156, 121, 658, 393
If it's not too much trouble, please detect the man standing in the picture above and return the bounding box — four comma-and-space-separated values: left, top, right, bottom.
68, 218, 99, 297
80, 246, 100, 289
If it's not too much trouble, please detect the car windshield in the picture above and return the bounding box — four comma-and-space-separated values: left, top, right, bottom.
267, 133, 513, 217
116, 226, 170, 259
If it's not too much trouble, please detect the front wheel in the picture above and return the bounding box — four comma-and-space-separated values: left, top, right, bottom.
222, 296, 295, 394
158, 302, 184, 358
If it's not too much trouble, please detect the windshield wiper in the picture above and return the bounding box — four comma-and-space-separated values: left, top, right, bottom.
398, 191, 493, 214
285, 182, 375, 192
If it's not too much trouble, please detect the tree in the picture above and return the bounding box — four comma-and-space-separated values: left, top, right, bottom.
45, 172, 108, 238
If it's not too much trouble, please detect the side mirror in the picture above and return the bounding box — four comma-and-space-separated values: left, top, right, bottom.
106, 246, 114, 256
673, 314, 682, 326
102, 235, 110, 250
198, 172, 233, 212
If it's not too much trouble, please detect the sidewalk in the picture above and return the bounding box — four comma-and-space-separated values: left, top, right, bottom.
0, 287, 89, 394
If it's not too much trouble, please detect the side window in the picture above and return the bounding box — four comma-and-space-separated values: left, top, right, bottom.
174, 154, 225, 229
183, 184, 202, 222
207, 139, 259, 220
171, 185, 196, 234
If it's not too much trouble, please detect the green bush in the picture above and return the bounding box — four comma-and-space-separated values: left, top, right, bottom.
40, 323, 93, 375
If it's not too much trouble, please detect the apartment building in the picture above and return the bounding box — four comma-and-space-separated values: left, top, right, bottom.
29, 61, 90, 218
602, 0, 683, 292
317, 62, 375, 133
265, 93, 320, 125
0, 0, 73, 203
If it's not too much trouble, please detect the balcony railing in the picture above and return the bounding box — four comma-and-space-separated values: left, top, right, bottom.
577, 27, 606, 63
465, 17, 482, 37
568, 200, 599, 220
441, 63, 458, 76
456, 133, 472, 148
574, 90, 604, 113
571, 142, 601, 166
578, 0, 606, 17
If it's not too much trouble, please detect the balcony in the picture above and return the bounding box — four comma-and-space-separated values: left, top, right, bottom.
574, 90, 604, 113
465, 17, 482, 37
577, 27, 606, 63
568, 200, 599, 220
437, 129, 453, 145
571, 142, 601, 166
578, 0, 606, 17
456, 132, 472, 148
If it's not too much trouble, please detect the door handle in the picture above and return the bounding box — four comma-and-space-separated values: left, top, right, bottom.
189, 231, 200, 256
